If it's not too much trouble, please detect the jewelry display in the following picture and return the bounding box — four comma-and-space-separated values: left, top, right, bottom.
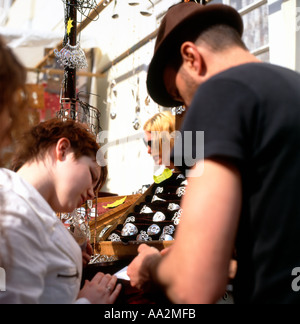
177, 174, 185, 180
168, 203, 181, 211
147, 224, 161, 236
151, 195, 167, 203
137, 231, 153, 243
57, 98, 102, 136
108, 233, 122, 242
159, 233, 174, 241
152, 212, 166, 222
99, 225, 113, 239
155, 187, 164, 195
121, 223, 139, 237
55, 42, 88, 70
89, 254, 119, 265
132, 77, 141, 130
140, 0, 154, 17
172, 106, 186, 116
172, 209, 183, 226
176, 187, 186, 198
61, 0, 100, 18
108, 79, 118, 120
66, 204, 92, 249
140, 206, 153, 214
181, 179, 188, 186
159, 225, 175, 241
125, 216, 136, 224
107, 172, 187, 245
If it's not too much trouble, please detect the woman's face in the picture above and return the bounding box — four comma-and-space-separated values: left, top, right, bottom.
54, 153, 101, 213
144, 131, 162, 165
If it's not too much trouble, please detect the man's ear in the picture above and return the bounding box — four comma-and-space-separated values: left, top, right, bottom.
56, 138, 72, 161
181, 42, 206, 76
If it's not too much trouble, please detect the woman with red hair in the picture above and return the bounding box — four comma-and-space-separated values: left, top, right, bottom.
0, 38, 121, 304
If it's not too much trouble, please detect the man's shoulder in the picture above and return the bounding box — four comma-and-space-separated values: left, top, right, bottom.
213, 62, 299, 83
199, 63, 300, 99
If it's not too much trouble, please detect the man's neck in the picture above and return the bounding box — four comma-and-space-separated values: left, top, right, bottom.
205, 46, 262, 79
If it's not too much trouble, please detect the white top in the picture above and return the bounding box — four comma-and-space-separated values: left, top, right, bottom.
0, 169, 88, 304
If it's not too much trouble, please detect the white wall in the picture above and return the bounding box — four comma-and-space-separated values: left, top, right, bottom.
268, 0, 300, 71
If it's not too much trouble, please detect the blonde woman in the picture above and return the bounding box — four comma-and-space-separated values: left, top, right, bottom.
0, 40, 121, 304
144, 111, 175, 168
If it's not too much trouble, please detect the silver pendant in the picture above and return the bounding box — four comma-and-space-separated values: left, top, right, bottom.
108, 233, 122, 242
172, 209, 183, 226
159, 225, 175, 241
155, 187, 164, 195
153, 212, 166, 222
137, 231, 153, 242
140, 206, 153, 214
151, 195, 166, 203
159, 234, 174, 241
121, 223, 138, 237
147, 224, 161, 236
168, 203, 181, 211
125, 216, 136, 224
176, 187, 186, 197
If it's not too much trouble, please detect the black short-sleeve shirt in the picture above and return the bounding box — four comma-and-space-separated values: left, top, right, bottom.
174, 63, 300, 303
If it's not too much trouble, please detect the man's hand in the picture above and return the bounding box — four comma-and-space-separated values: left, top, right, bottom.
127, 244, 162, 291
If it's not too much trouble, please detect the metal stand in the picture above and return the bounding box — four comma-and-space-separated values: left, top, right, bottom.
64, 0, 77, 118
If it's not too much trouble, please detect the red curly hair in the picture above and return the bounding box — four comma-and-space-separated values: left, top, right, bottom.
12, 118, 107, 191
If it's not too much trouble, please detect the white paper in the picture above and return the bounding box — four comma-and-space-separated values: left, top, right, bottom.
114, 266, 130, 281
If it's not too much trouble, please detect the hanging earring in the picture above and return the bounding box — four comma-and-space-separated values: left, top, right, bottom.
140, 0, 154, 17
109, 79, 118, 120
54, 42, 88, 70
128, 0, 139, 6
132, 77, 141, 130
112, 0, 119, 19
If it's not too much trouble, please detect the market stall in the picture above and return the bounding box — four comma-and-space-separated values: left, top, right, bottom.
45, 0, 190, 304
2, 0, 300, 305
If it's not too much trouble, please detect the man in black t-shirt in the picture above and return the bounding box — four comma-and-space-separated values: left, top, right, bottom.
128, 2, 300, 304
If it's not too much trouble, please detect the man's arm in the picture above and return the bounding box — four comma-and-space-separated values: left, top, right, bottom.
128, 159, 242, 304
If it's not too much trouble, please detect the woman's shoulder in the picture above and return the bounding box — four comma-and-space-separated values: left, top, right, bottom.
0, 168, 55, 229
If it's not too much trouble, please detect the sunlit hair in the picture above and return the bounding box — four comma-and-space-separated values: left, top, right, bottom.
0, 36, 28, 160
144, 112, 176, 155
12, 118, 107, 192
144, 111, 175, 134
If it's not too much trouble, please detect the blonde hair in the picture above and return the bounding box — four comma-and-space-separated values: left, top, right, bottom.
144, 111, 175, 134
144, 111, 176, 158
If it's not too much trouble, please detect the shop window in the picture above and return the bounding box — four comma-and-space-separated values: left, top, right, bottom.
212, 0, 270, 62
0, 0, 13, 25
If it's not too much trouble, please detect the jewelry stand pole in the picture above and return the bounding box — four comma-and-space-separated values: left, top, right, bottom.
64, 0, 78, 118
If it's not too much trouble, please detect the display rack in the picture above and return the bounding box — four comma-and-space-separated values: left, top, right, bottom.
56, 98, 102, 136
63, 0, 78, 116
